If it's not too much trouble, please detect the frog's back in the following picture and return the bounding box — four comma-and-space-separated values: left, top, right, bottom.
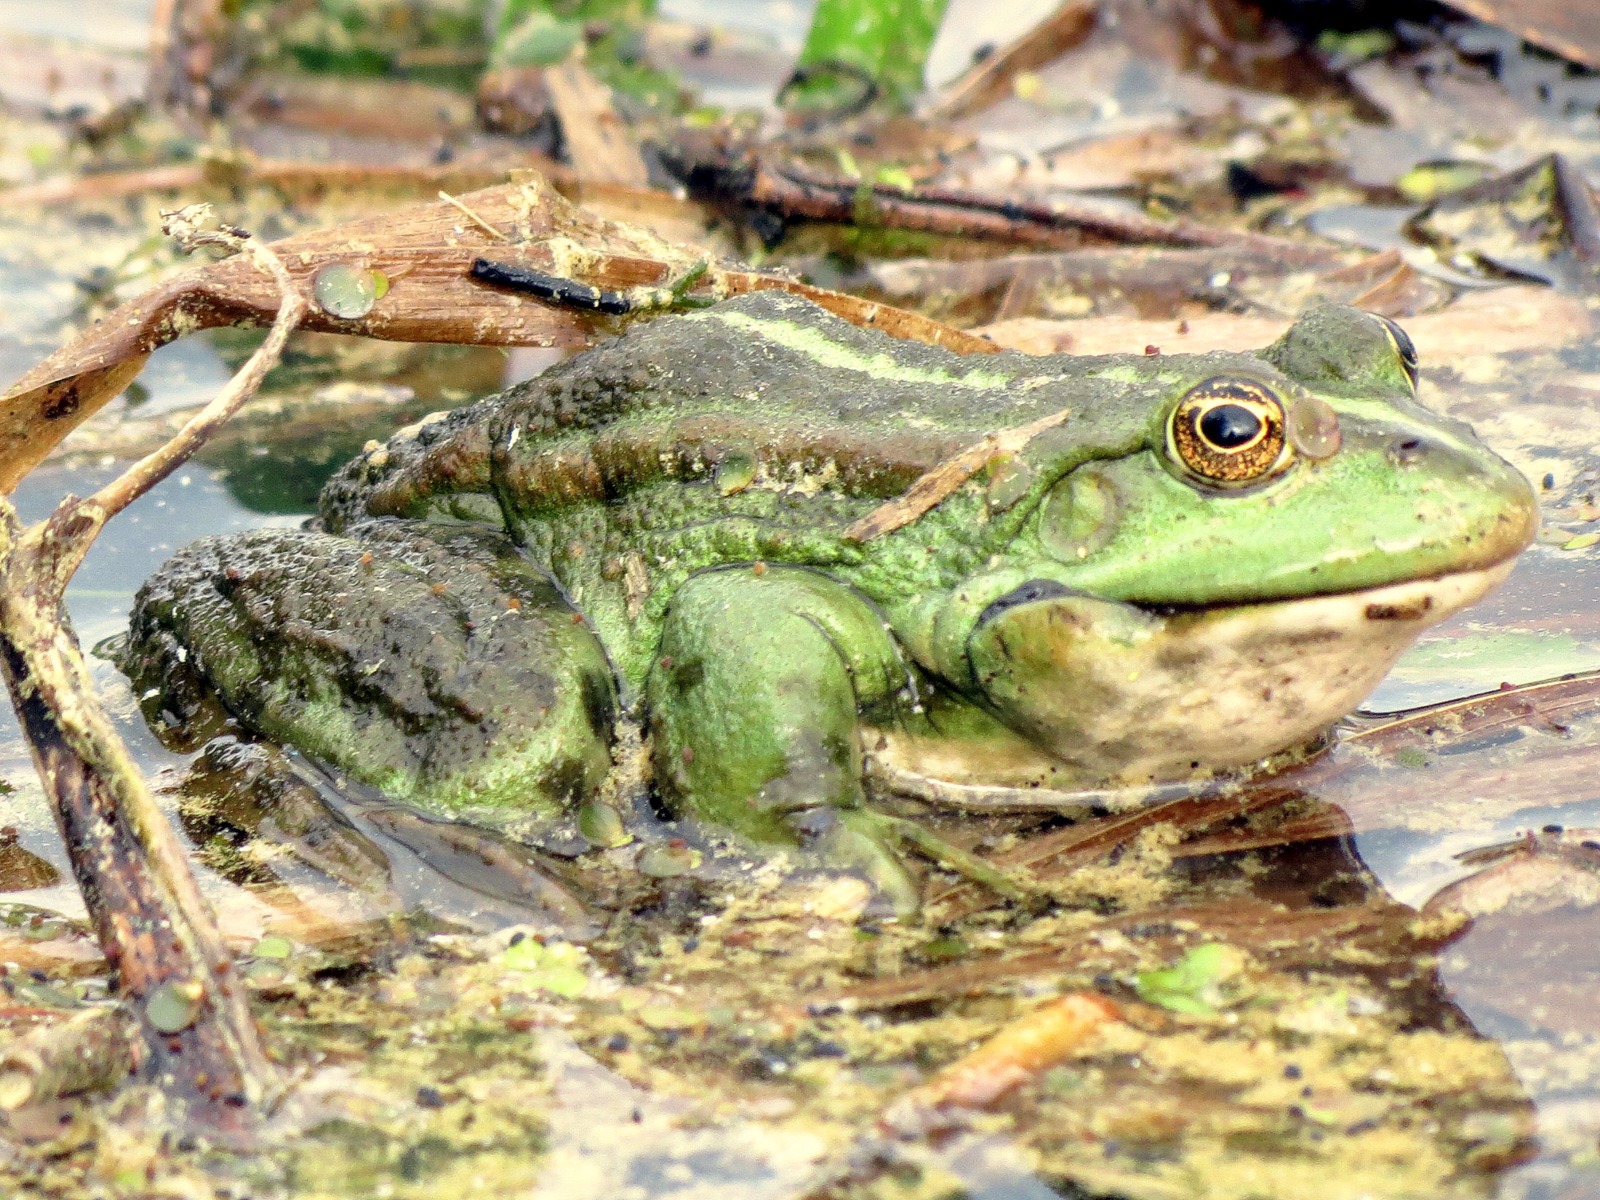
321, 291, 1145, 532
505, 290, 1032, 434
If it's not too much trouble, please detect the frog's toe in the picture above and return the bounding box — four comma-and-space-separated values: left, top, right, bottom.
787, 806, 922, 919
808, 807, 1033, 912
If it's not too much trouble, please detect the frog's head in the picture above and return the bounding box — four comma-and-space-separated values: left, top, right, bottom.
919, 305, 1537, 782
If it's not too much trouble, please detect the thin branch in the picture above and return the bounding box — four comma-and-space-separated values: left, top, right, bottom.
844, 406, 1072, 542
22, 214, 307, 595
0, 206, 303, 1129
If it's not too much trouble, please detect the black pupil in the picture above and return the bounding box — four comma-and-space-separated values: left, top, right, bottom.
1199, 403, 1261, 449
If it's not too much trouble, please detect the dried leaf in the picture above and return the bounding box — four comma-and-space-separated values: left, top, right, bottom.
543, 60, 650, 187
1439, 0, 1600, 69
930, 1, 1098, 120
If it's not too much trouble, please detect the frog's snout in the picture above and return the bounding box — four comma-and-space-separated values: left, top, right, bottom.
1323, 418, 1534, 579
1386, 432, 1539, 571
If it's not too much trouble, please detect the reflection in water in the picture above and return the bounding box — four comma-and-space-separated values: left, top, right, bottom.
1308, 688, 1600, 1196
1441, 903, 1600, 1197
1367, 540, 1600, 713
530, 1030, 834, 1200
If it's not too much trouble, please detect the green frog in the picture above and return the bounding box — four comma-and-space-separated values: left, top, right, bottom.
119, 291, 1536, 900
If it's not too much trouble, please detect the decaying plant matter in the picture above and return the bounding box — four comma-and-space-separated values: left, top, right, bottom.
0, 174, 992, 493
0, 207, 304, 1130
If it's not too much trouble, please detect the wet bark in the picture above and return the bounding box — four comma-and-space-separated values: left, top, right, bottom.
0, 603, 277, 1132
0, 219, 301, 1129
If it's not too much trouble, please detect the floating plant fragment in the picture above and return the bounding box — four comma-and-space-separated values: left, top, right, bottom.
312, 262, 381, 319
1135, 942, 1247, 1015
500, 937, 590, 997
1407, 154, 1600, 291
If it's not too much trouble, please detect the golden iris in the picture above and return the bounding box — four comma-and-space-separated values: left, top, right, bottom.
1168, 378, 1290, 485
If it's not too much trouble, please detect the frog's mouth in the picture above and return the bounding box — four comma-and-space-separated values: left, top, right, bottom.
919, 560, 1517, 799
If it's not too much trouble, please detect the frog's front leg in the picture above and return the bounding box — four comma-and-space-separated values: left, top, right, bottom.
647, 565, 924, 904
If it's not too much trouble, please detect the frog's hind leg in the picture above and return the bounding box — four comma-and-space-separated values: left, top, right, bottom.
120, 520, 618, 821
647, 565, 936, 908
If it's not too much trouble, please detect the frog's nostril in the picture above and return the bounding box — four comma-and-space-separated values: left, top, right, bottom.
1387, 436, 1427, 466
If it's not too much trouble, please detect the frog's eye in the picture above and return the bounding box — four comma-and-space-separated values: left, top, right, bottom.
1373, 314, 1419, 391
1168, 378, 1289, 486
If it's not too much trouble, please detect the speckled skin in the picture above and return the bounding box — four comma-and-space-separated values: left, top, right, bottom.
122, 292, 1536, 869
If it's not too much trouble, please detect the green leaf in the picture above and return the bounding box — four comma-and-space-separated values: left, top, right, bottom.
252, 934, 295, 960
500, 937, 591, 997
1314, 27, 1396, 68
1394, 746, 1430, 770
790, 0, 952, 113
1136, 943, 1246, 1015
494, 12, 583, 68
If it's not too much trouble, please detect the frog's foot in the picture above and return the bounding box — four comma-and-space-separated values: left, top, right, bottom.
179, 737, 400, 907
776, 805, 1029, 918
176, 736, 598, 938
784, 805, 922, 918
830, 808, 1032, 907
648, 565, 903, 834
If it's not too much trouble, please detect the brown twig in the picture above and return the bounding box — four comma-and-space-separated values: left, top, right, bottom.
663, 137, 1336, 260
26, 211, 308, 589
0, 157, 544, 209
776, 164, 1333, 258
844, 407, 1072, 542
793, 991, 1121, 1198
1435, 0, 1600, 70
0, 207, 300, 1131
